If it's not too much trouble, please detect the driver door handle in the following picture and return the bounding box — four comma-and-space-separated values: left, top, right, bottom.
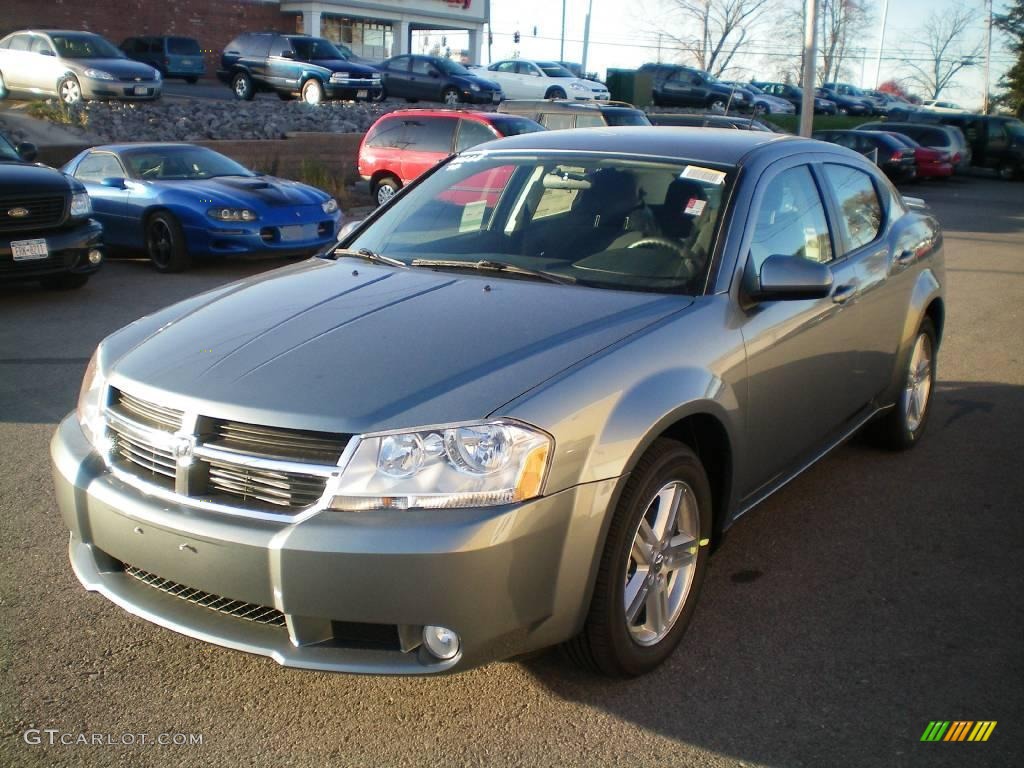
832, 283, 858, 305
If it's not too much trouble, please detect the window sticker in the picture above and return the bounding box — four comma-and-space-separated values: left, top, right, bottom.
684, 198, 707, 216
459, 200, 487, 232
680, 165, 726, 185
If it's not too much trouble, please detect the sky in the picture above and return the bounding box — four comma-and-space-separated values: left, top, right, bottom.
475, 0, 1016, 109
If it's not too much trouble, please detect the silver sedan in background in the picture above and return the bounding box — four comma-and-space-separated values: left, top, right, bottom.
52, 129, 944, 677
0, 29, 161, 104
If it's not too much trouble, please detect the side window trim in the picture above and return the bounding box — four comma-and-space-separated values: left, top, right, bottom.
75, 151, 128, 181
814, 160, 888, 260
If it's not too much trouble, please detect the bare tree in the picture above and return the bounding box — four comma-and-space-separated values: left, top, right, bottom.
656, 0, 773, 76
902, 6, 983, 99
818, 0, 872, 85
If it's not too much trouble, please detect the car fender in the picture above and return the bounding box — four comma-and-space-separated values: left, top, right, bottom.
886, 261, 944, 402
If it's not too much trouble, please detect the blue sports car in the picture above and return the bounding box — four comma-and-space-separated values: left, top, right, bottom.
62, 144, 343, 272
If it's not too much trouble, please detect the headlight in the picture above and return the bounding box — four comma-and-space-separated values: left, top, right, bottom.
153, 69, 162, 81
569, 82, 586, 91
77, 346, 111, 453
70, 191, 92, 217
321, 198, 339, 214
208, 207, 258, 222
84, 68, 116, 81
469, 83, 481, 92
330, 72, 350, 81
328, 420, 552, 511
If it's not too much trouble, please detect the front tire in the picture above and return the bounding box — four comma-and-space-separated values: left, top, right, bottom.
371, 86, 387, 102
545, 87, 567, 100
301, 78, 324, 105
58, 76, 82, 105
565, 439, 712, 677
145, 211, 191, 273
441, 86, 460, 106
998, 162, 1019, 181
708, 97, 726, 111
869, 318, 937, 450
232, 72, 254, 101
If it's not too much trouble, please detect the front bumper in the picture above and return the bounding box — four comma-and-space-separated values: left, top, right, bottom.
52, 415, 616, 674
81, 78, 162, 101
183, 210, 341, 257
325, 80, 383, 100
461, 90, 502, 104
0, 219, 103, 280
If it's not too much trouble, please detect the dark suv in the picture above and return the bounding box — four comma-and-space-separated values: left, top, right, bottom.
121, 36, 205, 83
639, 63, 748, 111
218, 33, 382, 103
497, 100, 650, 128
0, 135, 103, 289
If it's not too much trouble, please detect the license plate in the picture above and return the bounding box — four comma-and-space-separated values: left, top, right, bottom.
357, 89, 368, 98
134, 86, 148, 95
279, 224, 318, 242
492, 92, 501, 103
181, 59, 192, 66
11, 238, 48, 261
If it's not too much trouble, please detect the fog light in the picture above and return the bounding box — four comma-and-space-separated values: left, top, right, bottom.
88, 249, 102, 264
422, 625, 460, 660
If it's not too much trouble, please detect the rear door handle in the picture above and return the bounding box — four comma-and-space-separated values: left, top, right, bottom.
832, 283, 858, 304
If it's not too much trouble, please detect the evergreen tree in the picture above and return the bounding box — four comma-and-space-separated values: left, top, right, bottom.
995, 0, 1024, 116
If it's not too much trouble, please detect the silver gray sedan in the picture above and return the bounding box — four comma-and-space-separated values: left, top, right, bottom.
51, 128, 944, 676
0, 29, 161, 104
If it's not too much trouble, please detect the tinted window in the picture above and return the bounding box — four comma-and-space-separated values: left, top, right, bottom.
517, 61, 542, 77
405, 118, 456, 153
750, 166, 833, 270
167, 37, 200, 55
240, 35, 272, 58
455, 119, 496, 152
268, 36, 291, 57
601, 109, 650, 127
364, 118, 406, 149
387, 56, 410, 72
575, 114, 606, 128
120, 146, 252, 180
411, 58, 435, 76
541, 113, 574, 130
75, 153, 126, 182
29, 36, 53, 55
487, 115, 544, 137
823, 164, 883, 253
51, 33, 123, 59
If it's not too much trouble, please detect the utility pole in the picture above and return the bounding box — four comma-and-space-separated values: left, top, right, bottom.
560, 0, 567, 61
581, 0, 593, 73
799, 0, 818, 137
873, 0, 889, 88
983, 0, 993, 113
657, 33, 663, 64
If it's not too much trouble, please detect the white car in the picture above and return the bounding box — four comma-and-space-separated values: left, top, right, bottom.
920, 100, 971, 114
472, 59, 609, 101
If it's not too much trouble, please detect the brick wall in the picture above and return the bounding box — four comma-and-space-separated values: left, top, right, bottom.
2, 0, 298, 77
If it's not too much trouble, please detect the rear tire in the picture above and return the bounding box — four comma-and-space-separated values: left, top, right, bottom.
565, 439, 712, 677
145, 211, 191, 273
708, 97, 726, 111
40, 272, 89, 290
232, 72, 254, 101
371, 86, 387, 102
371, 175, 401, 206
868, 318, 937, 450
998, 162, 1019, 181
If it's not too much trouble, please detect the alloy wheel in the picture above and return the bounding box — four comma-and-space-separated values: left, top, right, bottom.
147, 219, 174, 268
376, 184, 396, 205
903, 332, 933, 433
623, 480, 700, 646
443, 89, 460, 106
303, 81, 323, 105
60, 79, 82, 105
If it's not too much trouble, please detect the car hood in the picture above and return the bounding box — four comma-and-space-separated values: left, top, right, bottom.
147, 175, 326, 207
454, 74, 500, 90
69, 57, 157, 79
0, 162, 77, 193
309, 58, 379, 76
106, 260, 691, 434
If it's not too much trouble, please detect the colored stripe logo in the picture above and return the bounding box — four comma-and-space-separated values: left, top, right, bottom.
920, 721, 997, 742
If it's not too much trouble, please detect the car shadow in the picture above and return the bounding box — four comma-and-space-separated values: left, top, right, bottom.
518, 380, 1023, 768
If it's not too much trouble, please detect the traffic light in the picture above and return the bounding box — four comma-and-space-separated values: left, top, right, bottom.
513, 31, 520, 44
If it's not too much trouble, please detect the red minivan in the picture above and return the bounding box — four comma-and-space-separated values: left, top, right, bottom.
358, 109, 544, 206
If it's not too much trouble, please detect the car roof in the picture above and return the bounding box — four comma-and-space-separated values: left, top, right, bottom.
83, 143, 213, 154
374, 109, 506, 124
473, 126, 795, 164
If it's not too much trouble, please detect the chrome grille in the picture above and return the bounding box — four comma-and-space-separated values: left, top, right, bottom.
208, 419, 348, 464
207, 459, 328, 510
0, 194, 67, 232
113, 430, 176, 481
111, 389, 183, 431
123, 565, 286, 626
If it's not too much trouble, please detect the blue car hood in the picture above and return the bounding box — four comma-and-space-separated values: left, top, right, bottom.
154, 175, 326, 207
309, 58, 378, 76
106, 259, 691, 434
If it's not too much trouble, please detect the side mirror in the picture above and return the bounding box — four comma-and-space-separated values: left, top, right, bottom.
745, 254, 833, 302
100, 177, 128, 189
337, 219, 363, 242
39, 49, 55, 57
16, 142, 37, 162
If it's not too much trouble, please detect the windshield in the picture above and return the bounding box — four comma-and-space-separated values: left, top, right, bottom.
121, 146, 254, 180
167, 37, 200, 55
437, 59, 470, 76
1005, 121, 1024, 139
602, 109, 652, 127
487, 115, 546, 136
347, 153, 732, 294
290, 37, 348, 61
536, 61, 574, 78
0, 134, 20, 161
52, 33, 123, 60
744, 84, 764, 95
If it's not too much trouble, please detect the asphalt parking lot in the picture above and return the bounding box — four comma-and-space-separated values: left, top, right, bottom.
1, 175, 1022, 768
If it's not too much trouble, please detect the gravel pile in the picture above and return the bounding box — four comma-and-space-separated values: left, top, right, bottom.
29, 98, 493, 143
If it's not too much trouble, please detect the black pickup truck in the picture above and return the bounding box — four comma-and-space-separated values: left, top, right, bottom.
0, 135, 103, 289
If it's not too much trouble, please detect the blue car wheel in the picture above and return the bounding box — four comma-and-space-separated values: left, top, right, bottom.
146, 212, 191, 273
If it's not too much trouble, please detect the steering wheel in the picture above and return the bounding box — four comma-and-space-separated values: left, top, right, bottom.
140, 162, 162, 179
627, 236, 688, 258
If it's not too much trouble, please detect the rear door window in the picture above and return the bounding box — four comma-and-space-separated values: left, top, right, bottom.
167, 37, 200, 55
575, 114, 605, 128
749, 165, 833, 269
387, 56, 411, 72
405, 118, 456, 153
364, 118, 407, 149
411, 58, 434, 76
822, 164, 884, 254
241, 35, 271, 58
541, 113, 574, 130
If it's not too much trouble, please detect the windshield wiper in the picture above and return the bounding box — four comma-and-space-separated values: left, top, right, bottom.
336, 248, 407, 268
410, 259, 574, 285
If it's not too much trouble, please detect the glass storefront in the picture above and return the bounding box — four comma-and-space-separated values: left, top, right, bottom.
297, 15, 395, 59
